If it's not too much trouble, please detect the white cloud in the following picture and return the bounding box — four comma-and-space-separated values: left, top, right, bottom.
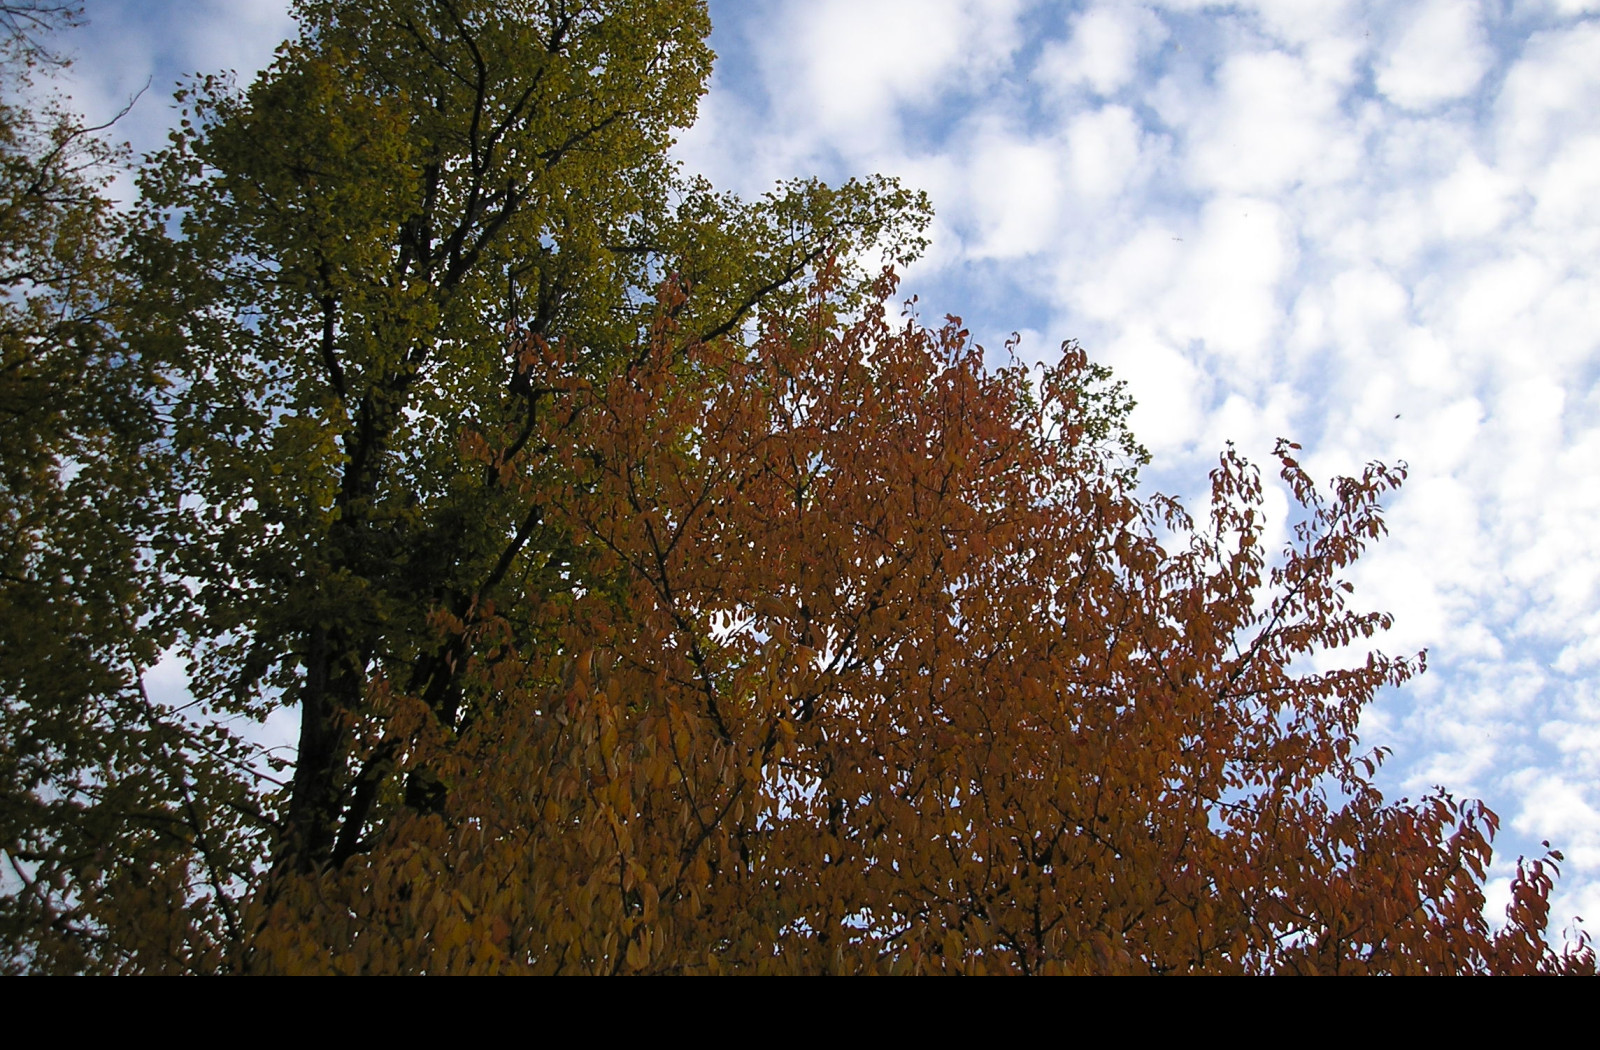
1063, 104, 1147, 199
1071, 223, 1184, 325
1431, 155, 1521, 240
1496, 22, 1600, 171
1374, 0, 1493, 111
1098, 324, 1206, 455
753, 0, 1025, 152
1528, 133, 1600, 233
1315, 267, 1410, 359
959, 127, 1067, 259
1176, 48, 1357, 194
1509, 772, 1600, 866
1540, 689, 1600, 772
1066, 197, 1293, 373
1168, 197, 1295, 365
1035, 3, 1167, 97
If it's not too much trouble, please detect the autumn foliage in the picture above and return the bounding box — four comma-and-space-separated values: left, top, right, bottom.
247, 270, 1593, 974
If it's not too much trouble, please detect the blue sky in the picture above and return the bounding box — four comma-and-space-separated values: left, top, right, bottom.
52, 0, 1600, 937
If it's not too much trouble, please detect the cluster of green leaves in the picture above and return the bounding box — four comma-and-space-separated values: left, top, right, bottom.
0, 0, 263, 973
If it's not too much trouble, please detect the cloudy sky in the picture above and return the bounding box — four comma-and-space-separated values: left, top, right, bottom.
54, 0, 1600, 937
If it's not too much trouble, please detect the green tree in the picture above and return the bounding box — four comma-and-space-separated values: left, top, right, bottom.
0, 1, 259, 973
128, 0, 928, 907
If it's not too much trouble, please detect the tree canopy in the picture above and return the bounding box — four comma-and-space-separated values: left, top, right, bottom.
1, 0, 1593, 974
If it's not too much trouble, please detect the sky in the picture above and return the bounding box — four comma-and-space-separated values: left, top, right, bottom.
49, 0, 1600, 938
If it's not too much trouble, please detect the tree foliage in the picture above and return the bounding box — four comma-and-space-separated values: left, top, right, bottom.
245, 269, 1592, 974
1, 0, 1593, 974
127, 0, 928, 887
0, 0, 260, 973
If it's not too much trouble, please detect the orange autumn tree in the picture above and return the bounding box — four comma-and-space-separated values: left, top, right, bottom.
250, 267, 1593, 975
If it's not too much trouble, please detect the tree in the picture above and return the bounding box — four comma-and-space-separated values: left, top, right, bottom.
244, 267, 1592, 974
4, 0, 1591, 974
0, 1, 261, 973
118, 0, 927, 955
